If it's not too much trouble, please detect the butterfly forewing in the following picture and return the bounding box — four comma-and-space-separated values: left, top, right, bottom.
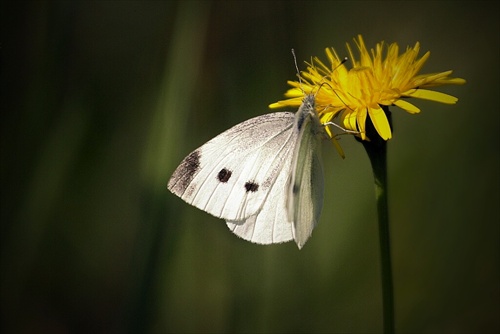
168, 112, 296, 221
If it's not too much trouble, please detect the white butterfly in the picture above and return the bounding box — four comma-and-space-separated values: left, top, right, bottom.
168, 94, 328, 249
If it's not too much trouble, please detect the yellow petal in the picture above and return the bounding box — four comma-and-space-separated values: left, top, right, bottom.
404, 89, 458, 104
269, 96, 303, 109
331, 137, 346, 159
441, 77, 466, 85
355, 108, 368, 140
284, 87, 305, 98
393, 99, 421, 114
268, 102, 285, 109
414, 71, 466, 87
324, 125, 333, 138
368, 106, 392, 140
342, 110, 360, 132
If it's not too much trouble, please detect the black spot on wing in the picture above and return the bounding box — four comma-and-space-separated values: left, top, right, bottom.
168, 150, 201, 194
217, 168, 232, 182
244, 181, 259, 192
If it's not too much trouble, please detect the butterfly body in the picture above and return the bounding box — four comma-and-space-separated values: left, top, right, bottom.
168, 94, 326, 249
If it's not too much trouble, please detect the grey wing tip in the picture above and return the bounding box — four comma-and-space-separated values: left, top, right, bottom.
167, 150, 202, 197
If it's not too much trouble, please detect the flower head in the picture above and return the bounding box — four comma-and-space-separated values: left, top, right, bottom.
270, 35, 466, 140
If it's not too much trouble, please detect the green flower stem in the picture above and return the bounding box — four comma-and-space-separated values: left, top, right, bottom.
357, 108, 394, 334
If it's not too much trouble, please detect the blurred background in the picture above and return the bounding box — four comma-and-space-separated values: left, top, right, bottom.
1, 1, 498, 333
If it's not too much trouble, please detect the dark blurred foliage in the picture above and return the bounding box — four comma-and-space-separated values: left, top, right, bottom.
1, 1, 498, 333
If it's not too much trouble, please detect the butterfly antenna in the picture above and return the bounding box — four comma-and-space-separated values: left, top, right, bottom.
291, 48, 305, 95
336, 56, 348, 70
317, 56, 362, 136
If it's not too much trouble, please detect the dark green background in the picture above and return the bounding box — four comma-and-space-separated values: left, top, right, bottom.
1, 1, 498, 333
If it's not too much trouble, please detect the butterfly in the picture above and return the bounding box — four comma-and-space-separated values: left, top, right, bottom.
167, 94, 329, 249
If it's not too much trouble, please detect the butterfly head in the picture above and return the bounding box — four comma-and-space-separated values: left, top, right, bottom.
302, 94, 316, 113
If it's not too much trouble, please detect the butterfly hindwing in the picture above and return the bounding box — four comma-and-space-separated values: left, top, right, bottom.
226, 143, 296, 244
168, 112, 296, 222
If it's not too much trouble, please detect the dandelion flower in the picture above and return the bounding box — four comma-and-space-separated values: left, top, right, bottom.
270, 35, 466, 140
